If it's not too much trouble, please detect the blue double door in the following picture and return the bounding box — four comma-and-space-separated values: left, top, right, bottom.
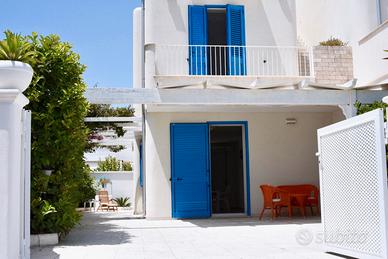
188, 4, 246, 76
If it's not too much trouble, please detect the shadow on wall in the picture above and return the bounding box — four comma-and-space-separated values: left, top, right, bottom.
252, 1, 277, 46
279, 0, 296, 24
167, 0, 186, 32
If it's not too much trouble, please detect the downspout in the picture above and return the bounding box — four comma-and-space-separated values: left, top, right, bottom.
377, 0, 382, 24
141, 0, 146, 217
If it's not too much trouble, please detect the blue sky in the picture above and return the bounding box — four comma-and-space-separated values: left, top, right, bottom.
0, 0, 142, 88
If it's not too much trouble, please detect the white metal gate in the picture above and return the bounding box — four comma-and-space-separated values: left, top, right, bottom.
317, 109, 388, 259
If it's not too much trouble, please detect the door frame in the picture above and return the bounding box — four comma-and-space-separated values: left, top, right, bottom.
208, 121, 251, 216
170, 121, 251, 218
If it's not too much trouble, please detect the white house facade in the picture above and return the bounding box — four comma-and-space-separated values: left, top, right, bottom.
127, 0, 388, 219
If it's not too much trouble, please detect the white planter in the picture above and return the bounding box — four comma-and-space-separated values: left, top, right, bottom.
30, 233, 59, 247
0, 60, 33, 91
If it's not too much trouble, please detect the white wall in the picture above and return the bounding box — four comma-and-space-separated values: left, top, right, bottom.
355, 22, 388, 85
144, 0, 297, 88
381, 0, 388, 22
92, 172, 134, 201
85, 147, 134, 170
145, 0, 296, 46
145, 109, 340, 219
295, 0, 386, 85
296, 0, 378, 47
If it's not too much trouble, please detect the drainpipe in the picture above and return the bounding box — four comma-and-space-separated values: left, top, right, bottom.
377, 0, 382, 24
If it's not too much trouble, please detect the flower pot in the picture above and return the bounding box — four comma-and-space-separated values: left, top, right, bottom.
42, 169, 53, 176
0, 60, 33, 91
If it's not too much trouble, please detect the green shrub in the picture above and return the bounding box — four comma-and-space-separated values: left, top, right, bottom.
0, 30, 96, 235
96, 156, 133, 171
31, 198, 57, 234
122, 161, 132, 171
113, 197, 131, 207
319, 37, 348, 46
355, 101, 388, 169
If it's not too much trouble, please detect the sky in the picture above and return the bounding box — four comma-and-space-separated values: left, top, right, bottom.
0, 0, 142, 88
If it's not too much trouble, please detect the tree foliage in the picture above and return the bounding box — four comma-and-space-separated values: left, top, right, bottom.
355, 101, 388, 168
1, 31, 98, 234
96, 156, 133, 171
86, 104, 134, 153
355, 100, 388, 118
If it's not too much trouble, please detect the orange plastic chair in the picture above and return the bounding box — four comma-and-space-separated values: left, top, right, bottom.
259, 185, 292, 220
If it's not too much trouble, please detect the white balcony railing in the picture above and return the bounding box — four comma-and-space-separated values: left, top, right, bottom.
155, 45, 314, 78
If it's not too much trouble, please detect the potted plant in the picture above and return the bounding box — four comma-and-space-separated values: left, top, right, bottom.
99, 178, 111, 189
0, 30, 34, 91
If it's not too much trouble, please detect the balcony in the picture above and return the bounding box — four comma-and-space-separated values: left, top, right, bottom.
153, 45, 314, 88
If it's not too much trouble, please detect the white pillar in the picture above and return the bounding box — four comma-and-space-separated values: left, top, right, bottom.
0, 61, 32, 259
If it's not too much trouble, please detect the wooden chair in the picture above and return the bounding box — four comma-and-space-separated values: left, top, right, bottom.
277, 184, 320, 215
259, 185, 292, 220
97, 190, 118, 211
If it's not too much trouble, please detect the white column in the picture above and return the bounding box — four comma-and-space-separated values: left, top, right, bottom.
0, 61, 32, 259
0, 91, 29, 259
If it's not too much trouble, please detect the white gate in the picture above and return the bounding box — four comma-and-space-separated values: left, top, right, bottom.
21, 110, 31, 259
317, 109, 388, 259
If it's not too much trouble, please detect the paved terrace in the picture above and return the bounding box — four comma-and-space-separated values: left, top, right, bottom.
32, 212, 341, 259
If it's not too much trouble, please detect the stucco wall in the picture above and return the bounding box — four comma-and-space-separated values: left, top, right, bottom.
145, 110, 341, 219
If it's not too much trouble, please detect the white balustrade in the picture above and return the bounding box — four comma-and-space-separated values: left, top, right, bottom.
155, 45, 313, 77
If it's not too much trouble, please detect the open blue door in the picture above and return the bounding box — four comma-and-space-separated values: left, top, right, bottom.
226, 5, 246, 75
188, 6, 208, 75
171, 123, 211, 218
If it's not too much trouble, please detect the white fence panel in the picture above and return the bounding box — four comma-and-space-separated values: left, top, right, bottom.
317, 109, 388, 259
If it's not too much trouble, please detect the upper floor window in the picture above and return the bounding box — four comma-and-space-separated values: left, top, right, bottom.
188, 5, 246, 76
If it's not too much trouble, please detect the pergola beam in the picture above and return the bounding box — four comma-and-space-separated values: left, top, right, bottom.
84, 117, 142, 122
85, 88, 388, 106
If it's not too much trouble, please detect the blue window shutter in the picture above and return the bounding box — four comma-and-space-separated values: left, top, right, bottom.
226, 5, 246, 75
188, 5, 208, 75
